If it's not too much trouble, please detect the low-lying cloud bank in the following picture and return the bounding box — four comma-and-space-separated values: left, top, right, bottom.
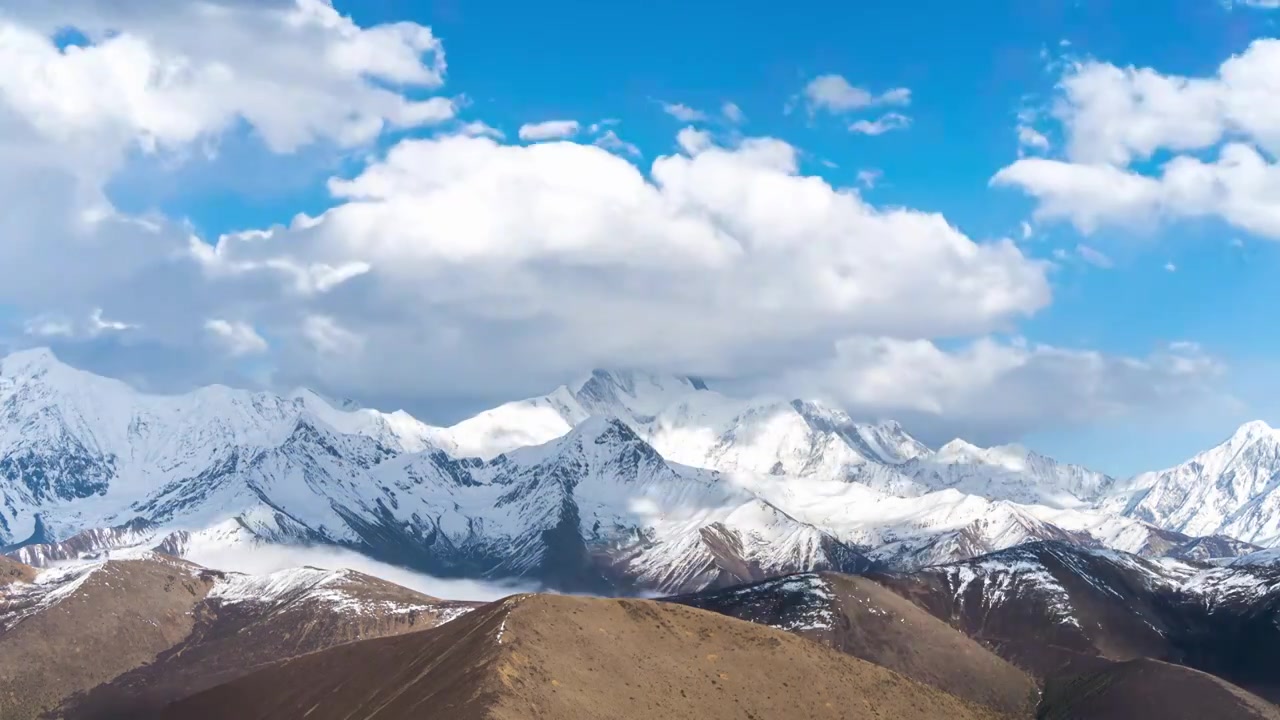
186, 543, 542, 602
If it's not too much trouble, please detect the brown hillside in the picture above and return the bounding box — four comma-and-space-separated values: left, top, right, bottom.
1038, 658, 1280, 720
160, 593, 1011, 720
62, 567, 477, 718
669, 572, 1038, 716
0, 555, 36, 586
0, 557, 216, 720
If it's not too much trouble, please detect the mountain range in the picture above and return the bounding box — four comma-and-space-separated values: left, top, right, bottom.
3, 347, 1280, 595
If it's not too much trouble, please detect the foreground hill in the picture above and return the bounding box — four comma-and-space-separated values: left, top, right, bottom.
1038, 658, 1280, 720
159, 594, 1007, 720
872, 542, 1280, 702
0, 553, 474, 719
667, 572, 1038, 715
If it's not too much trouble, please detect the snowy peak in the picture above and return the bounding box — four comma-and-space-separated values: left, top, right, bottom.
1117, 419, 1280, 544
1229, 419, 1277, 444
791, 400, 930, 465
906, 438, 1114, 508
572, 368, 708, 421
935, 439, 986, 463
0, 346, 62, 376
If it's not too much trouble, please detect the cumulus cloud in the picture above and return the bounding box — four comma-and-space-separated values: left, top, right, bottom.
0, 0, 453, 155
517, 119, 580, 141
721, 102, 745, 124
0, 0, 1224, 443
0, 0, 453, 315
803, 75, 911, 114
189, 133, 1049, 403
995, 39, 1280, 239
776, 336, 1226, 446
994, 143, 1280, 238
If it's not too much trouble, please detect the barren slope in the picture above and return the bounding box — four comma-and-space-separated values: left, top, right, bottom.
161, 594, 1010, 720
1038, 658, 1280, 720
0, 555, 35, 585
63, 567, 477, 718
669, 572, 1038, 715
0, 556, 215, 720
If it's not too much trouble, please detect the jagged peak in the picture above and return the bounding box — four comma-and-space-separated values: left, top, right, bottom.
563, 414, 645, 446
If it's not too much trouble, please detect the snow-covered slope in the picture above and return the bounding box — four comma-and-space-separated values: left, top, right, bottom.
900, 439, 1116, 508
1111, 421, 1280, 546
439, 369, 928, 486
0, 348, 444, 545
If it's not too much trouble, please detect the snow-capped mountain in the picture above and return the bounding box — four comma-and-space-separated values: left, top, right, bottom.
1, 348, 1276, 595
899, 439, 1116, 508
0, 348, 444, 544
443, 369, 928, 481
1111, 421, 1280, 546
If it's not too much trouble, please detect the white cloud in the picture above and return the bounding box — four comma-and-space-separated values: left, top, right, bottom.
1165, 261, 1177, 272
856, 169, 882, 189
205, 319, 269, 356
722, 102, 745, 124
996, 40, 1280, 239
186, 543, 540, 601
517, 119, 580, 141
89, 307, 136, 334
1017, 125, 1050, 152
778, 336, 1225, 445
456, 120, 505, 139
849, 112, 911, 135
675, 127, 712, 155
0, 0, 454, 156
1076, 244, 1114, 268
994, 144, 1280, 238
1020, 221, 1034, 240
803, 74, 911, 114
0, 0, 454, 317
594, 129, 641, 157
192, 133, 1049, 401
661, 102, 707, 123
0, 1, 1202, 443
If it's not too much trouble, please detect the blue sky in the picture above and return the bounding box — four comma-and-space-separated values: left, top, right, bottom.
4, 0, 1280, 476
